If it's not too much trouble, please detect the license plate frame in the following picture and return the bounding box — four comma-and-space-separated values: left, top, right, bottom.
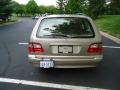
58, 45, 73, 54
40, 59, 54, 68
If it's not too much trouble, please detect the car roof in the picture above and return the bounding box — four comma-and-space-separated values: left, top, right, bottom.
42, 14, 91, 20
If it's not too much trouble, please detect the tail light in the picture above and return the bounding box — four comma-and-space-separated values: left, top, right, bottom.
88, 43, 102, 54
28, 42, 44, 53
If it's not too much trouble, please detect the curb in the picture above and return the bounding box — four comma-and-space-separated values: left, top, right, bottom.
100, 31, 120, 45
0, 19, 21, 26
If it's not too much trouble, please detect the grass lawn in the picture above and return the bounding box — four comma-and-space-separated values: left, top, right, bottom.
95, 15, 120, 38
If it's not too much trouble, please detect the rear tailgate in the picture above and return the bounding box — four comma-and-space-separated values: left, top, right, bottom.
33, 38, 100, 57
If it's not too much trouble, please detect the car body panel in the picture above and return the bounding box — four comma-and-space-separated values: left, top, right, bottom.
28, 15, 103, 68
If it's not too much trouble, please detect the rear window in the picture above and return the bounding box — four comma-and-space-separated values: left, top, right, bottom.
37, 17, 95, 38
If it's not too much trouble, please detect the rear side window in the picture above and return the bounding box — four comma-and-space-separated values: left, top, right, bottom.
37, 17, 95, 38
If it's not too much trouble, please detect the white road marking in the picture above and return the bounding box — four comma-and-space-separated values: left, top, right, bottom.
102, 46, 120, 49
18, 42, 28, 45
0, 77, 108, 90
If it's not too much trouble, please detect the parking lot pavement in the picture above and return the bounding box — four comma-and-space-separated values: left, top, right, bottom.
0, 18, 120, 90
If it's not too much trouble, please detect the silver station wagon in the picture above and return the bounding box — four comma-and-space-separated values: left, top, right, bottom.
28, 15, 103, 68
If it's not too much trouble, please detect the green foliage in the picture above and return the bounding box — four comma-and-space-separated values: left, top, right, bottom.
39, 5, 58, 14
0, 0, 14, 21
46, 6, 58, 14
10, 0, 120, 18
26, 0, 39, 15
0, 0, 13, 13
39, 5, 47, 14
88, 0, 105, 19
108, 0, 120, 15
57, 0, 67, 13
56, 0, 106, 19
13, 2, 26, 16
65, 0, 87, 14
95, 15, 120, 38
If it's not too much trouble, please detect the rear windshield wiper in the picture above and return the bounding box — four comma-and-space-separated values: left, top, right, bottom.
43, 34, 68, 38
68, 34, 93, 38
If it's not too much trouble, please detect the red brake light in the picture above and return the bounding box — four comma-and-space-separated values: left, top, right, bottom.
88, 43, 102, 54
28, 42, 44, 53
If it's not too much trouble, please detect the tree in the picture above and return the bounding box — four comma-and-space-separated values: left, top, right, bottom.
39, 5, 47, 14
46, 6, 58, 14
39, 5, 58, 14
26, 0, 39, 15
88, 0, 105, 19
65, 0, 87, 14
57, 0, 67, 13
0, 0, 14, 21
13, 2, 26, 16
110, 0, 120, 14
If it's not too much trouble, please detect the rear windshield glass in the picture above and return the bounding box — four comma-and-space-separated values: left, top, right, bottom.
37, 17, 95, 38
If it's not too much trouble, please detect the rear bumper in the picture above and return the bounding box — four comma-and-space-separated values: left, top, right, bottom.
28, 55, 103, 68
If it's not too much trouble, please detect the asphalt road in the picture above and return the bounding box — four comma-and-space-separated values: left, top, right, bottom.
0, 18, 120, 90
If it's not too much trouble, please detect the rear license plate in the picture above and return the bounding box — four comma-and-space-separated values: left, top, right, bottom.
59, 45, 73, 54
40, 60, 54, 68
